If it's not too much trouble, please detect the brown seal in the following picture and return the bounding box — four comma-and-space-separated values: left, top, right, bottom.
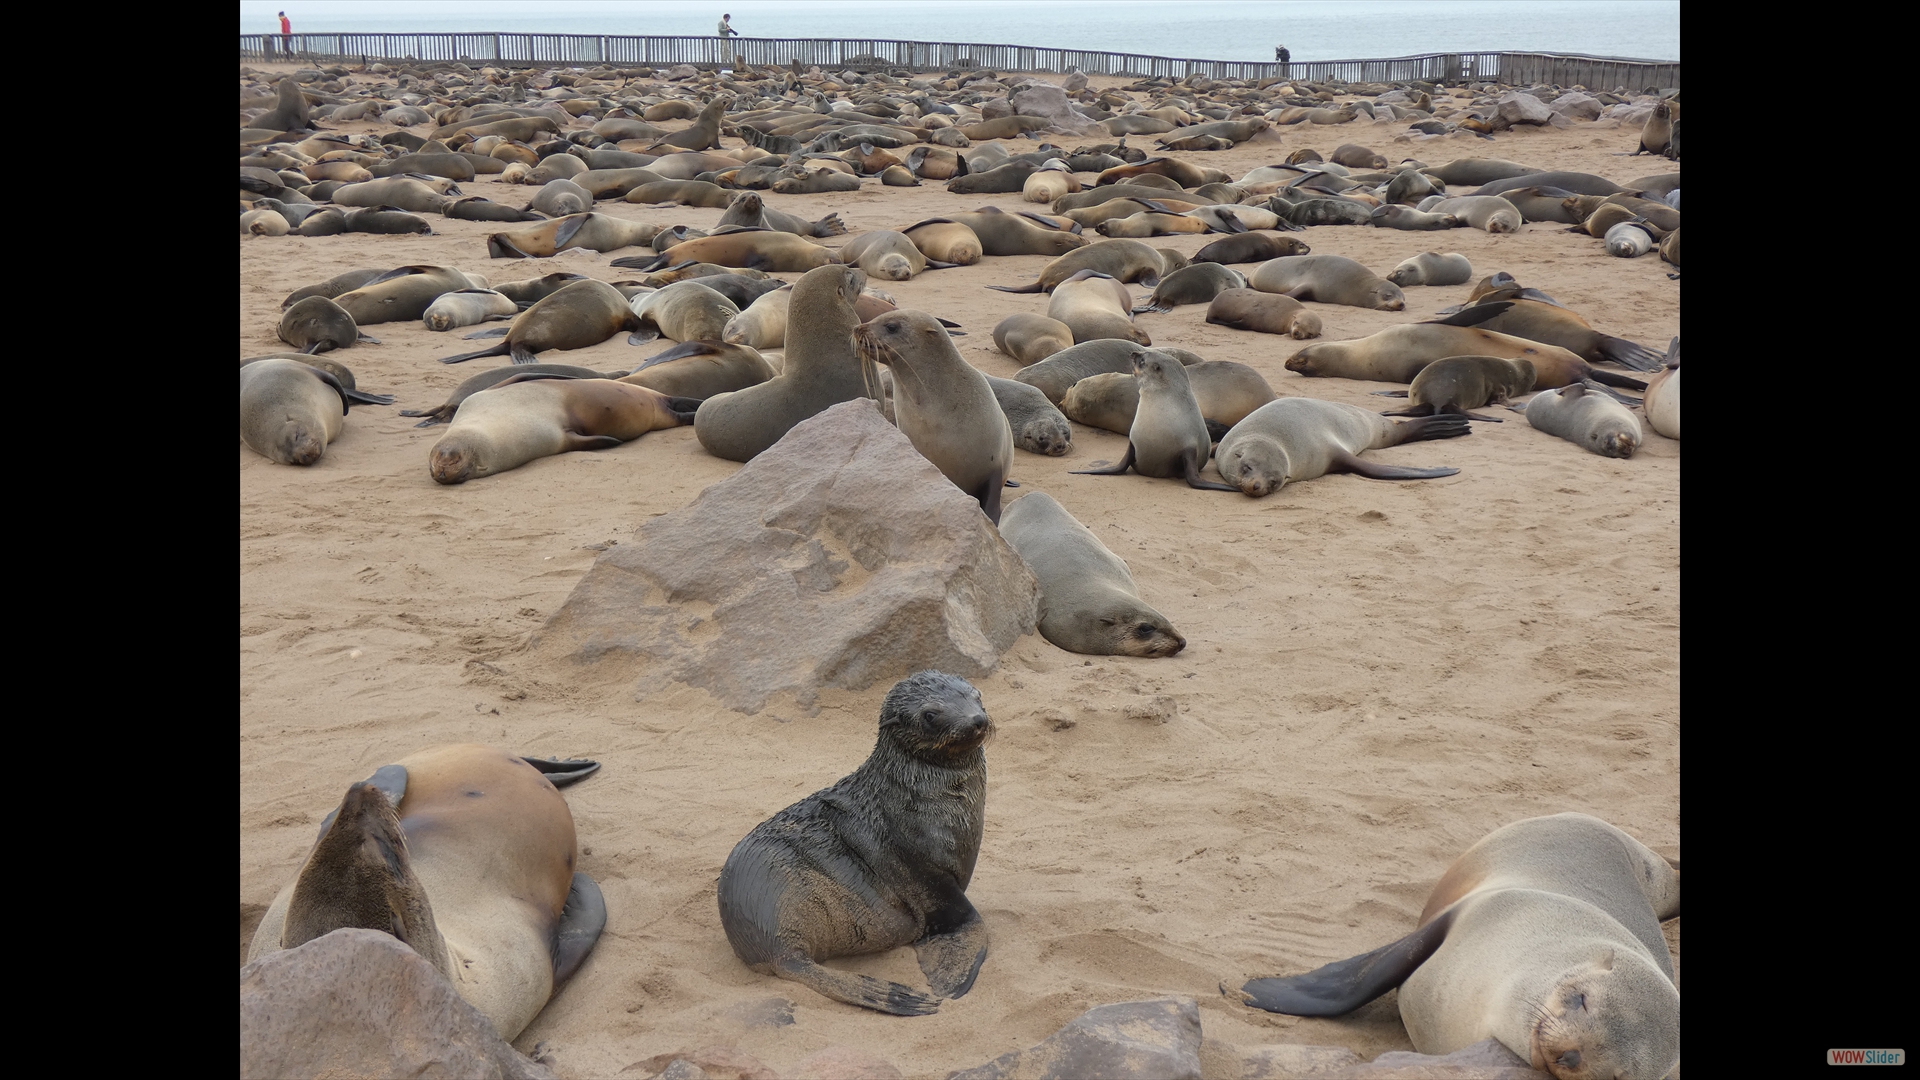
984, 375, 1073, 457
428, 376, 698, 483
619, 341, 777, 399
855, 310, 1015, 522
240, 359, 365, 466
1191, 232, 1312, 265
1382, 356, 1537, 421
1284, 309, 1647, 391
628, 228, 839, 274
1250, 255, 1406, 311
1062, 361, 1276, 441
1215, 398, 1469, 496
1204, 288, 1322, 339
1048, 270, 1152, 346
695, 265, 874, 462
277, 296, 373, 353
487, 213, 663, 258
1232, 813, 1679, 1080
1385, 252, 1473, 287
1071, 349, 1238, 491
397, 363, 631, 427
1522, 384, 1643, 459
992, 313, 1075, 365
244, 745, 607, 1040
986, 239, 1170, 294
840, 229, 955, 281
332, 265, 489, 326
933, 208, 1088, 257
717, 672, 993, 1016
1642, 338, 1679, 440
438, 280, 643, 365
999, 493, 1186, 657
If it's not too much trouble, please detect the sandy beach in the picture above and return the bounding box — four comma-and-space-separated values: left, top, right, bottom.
240, 65, 1678, 1077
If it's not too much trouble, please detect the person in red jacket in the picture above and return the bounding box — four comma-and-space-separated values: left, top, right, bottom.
279, 12, 292, 56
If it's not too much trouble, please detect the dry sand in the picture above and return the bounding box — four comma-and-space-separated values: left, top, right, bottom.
240, 69, 1678, 1077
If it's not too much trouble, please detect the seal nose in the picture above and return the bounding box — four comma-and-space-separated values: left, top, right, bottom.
963, 711, 989, 737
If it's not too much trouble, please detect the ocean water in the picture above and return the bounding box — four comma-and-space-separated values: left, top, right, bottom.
239, 1, 1679, 64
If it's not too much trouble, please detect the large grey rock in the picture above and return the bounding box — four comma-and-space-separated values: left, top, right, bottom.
1547, 91, 1602, 121
947, 997, 1202, 1080
527, 400, 1038, 714
1007, 83, 1101, 135
238, 928, 557, 1080
1495, 92, 1554, 126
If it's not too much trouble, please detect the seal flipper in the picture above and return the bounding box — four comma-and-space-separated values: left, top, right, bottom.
520, 756, 602, 786
313, 764, 409, 843
1203, 418, 1231, 442
914, 896, 988, 999
665, 396, 704, 424
1237, 908, 1457, 1016
984, 280, 1046, 294
1071, 442, 1137, 476
771, 955, 942, 1016
1583, 368, 1647, 392
1331, 449, 1460, 481
977, 467, 1005, 525
509, 341, 538, 364
1181, 445, 1241, 492
1390, 414, 1473, 443
341, 388, 397, 406
1594, 335, 1663, 373
563, 434, 625, 451
1426, 301, 1514, 328
552, 872, 607, 986
627, 327, 662, 344
464, 327, 512, 339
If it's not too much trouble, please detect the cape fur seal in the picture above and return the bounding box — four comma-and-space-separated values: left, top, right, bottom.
984, 375, 1073, 457
1134, 263, 1246, 313
423, 289, 518, 331
1382, 356, 1537, 422
1642, 338, 1679, 440
1204, 288, 1321, 339
487, 213, 662, 258
1386, 252, 1473, 287
855, 311, 1014, 523
992, 313, 1074, 365
397, 363, 632, 427
240, 358, 389, 466
1048, 271, 1152, 346
1013, 339, 1153, 404
428, 376, 699, 483
439, 280, 643, 365
1062, 362, 1276, 441
1071, 349, 1238, 492
277, 296, 372, 353
1286, 311, 1648, 391
1251, 255, 1405, 311
244, 745, 607, 1040
1233, 813, 1679, 1080
695, 265, 874, 462
333, 265, 489, 326
840, 229, 956, 281
628, 281, 741, 344
1215, 398, 1468, 496
999, 493, 1186, 657
718, 672, 993, 1016
627, 229, 838, 274
1521, 384, 1644, 459
619, 341, 777, 400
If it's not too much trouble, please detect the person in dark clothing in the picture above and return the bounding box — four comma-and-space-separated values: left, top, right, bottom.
1275, 45, 1291, 64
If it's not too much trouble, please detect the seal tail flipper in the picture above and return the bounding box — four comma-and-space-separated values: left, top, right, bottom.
1580, 379, 1642, 406
1132, 301, 1172, 314
562, 434, 625, 451
438, 342, 513, 365
1333, 450, 1460, 481
772, 956, 941, 1016
341, 388, 396, 406
552, 872, 607, 986
464, 327, 512, 339
520, 756, 602, 786
1183, 446, 1241, 492
1424, 300, 1513, 328
1381, 404, 1435, 418
1071, 442, 1137, 476
811, 213, 847, 236
1370, 390, 1412, 398
924, 260, 961, 270
915, 906, 989, 999
1391, 414, 1473, 443
665, 396, 704, 423
1203, 419, 1231, 443
1594, 335, 1663, 372
509, 342, 538, 364
627, 327, 662, 344
1583, 368, 1648, 391
1234, 909, 1456, 1016
984, 281, 1046, 294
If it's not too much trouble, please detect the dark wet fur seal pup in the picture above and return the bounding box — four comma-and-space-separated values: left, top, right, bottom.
717, 671, 993, 1017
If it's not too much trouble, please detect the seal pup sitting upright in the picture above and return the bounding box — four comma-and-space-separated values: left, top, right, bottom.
999, 493, 1185, 657
1071, 349, 1238, 492
718, 672, 994, 1017
245, 745, 607, 1041
1230, 813, 1679, 1080
855, 310, 1014, 523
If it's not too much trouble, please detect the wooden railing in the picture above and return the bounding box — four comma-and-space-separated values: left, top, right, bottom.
239, 34, 1679, 90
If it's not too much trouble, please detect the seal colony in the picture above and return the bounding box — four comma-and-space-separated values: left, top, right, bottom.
241, 56, 1678, 1076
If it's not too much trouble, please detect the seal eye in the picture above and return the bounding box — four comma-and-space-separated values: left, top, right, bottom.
1568, 992, 1585, 1012
1134, 624, 1158, 640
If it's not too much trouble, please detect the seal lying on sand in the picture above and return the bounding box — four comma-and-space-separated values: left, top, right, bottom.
245, 745, 607, 1041
1215, 398, 1469, 496
999, 493, 1186, 657
1231, 813, 1679, 1080
718, 671, 993, 1017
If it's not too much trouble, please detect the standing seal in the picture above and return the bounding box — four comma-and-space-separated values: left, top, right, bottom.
1072, 349, 1238, 492
1231, 813, 1679, 1080
855, 310, 1015, 522
428, 376, 700, 483
1215, 398, 1468, 496
717, 671, 993, 1017
999, 493, 1186, 657
1521, 383, 1643, 459
695, 265, 874, 462
245, 745, 608, 1041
